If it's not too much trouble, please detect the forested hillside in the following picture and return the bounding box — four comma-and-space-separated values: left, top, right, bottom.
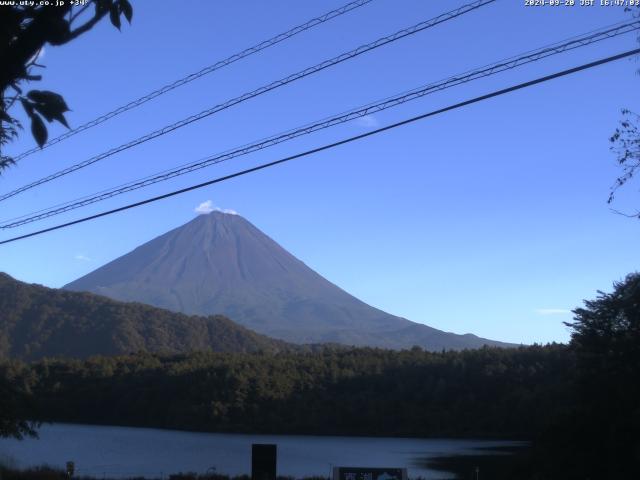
1, 345, 571, 438
2, 272, 638, 479
0, 273, 289, 360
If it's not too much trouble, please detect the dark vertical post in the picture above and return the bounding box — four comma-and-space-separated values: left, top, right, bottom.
251, 444, 277, 480
66, 461, 75, 479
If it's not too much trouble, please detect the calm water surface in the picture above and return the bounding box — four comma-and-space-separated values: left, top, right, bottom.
0, 423, 524, 479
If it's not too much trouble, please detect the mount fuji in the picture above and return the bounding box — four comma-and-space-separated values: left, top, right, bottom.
65, 211, 513, 350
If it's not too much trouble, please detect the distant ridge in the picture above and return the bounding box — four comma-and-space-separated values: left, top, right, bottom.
65, 212, 515, 350
0, 272, 289, 360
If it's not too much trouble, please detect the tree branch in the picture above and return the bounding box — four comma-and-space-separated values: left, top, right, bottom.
65, 9, 109, 42
609, 207, 640, 218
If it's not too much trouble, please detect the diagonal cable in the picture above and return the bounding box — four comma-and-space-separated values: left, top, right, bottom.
2, 18, 638, 229
11, 0, 376, 162
1, 47, 638, 246
0, 0, 497, 203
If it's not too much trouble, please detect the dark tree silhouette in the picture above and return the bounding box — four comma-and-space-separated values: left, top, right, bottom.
0, 0, 133, 173
561, 273, 640, 479
0, 1, 133, 436
0, 372, 38, 439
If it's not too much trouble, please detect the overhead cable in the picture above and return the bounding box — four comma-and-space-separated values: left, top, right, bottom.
2, 19, 638, 229
10, 0, 376, 162
1, 47, 637, 245
0, 0, 496, 203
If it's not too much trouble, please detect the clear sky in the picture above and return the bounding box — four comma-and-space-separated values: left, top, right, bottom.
1, 0, 639, 345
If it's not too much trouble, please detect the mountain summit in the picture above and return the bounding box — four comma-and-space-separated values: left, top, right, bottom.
65, 212, 511, 350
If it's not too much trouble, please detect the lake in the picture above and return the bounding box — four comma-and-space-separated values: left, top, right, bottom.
0, 423, 525, 479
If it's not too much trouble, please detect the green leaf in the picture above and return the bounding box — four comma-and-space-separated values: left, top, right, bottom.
30, 114, 48, 148
110, 4, 121, 30
26, 90, 71, 129
32, 103, 70, 128
27, 90, 69, 112
55, 112, 69, 129
119, 0, 133, 23
32, 104, 54, 122
20, 99, 34, 116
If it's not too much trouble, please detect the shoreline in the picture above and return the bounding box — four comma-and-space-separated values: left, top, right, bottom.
22, 420, 533, 443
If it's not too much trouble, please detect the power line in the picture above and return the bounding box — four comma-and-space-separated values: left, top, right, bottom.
2, 19, 639, 229
0, 0, 496, 203
1, 47, 637, 246
10, 0, 376, 162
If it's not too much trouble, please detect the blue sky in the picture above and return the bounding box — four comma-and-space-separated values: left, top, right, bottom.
1, 0, 639, 344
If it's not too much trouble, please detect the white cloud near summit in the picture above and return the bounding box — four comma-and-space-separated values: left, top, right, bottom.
195, 200, 215, 214
195, 200, 238, 215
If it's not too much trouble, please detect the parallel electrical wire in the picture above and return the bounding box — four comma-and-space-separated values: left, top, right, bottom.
2, 19, 639, 229
11, 0, 376, 162
1, 47, 638, 246
0, 0, 496, 203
